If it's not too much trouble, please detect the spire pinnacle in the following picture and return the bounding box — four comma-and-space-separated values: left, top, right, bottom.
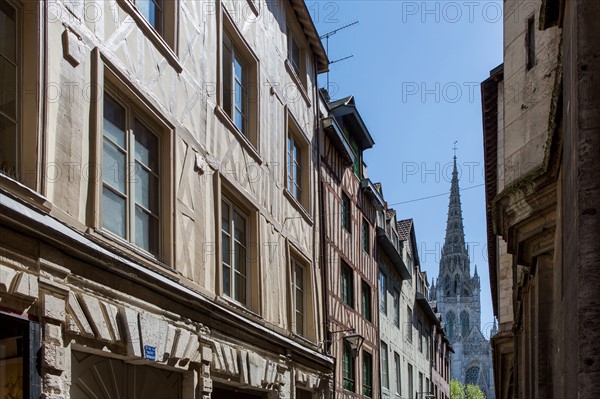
437, 154, 472, 297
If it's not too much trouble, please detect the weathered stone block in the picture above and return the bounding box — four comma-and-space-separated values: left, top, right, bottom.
44, 373, 63, 394
199, 376, 213, 393
43, 292, 66, 322
79, 293, 112, 342
44, 324, 63, 346
42, 344, 66, 371
12, 272, 39, 300
0, 265, 17, 292
119, 307, 142, 357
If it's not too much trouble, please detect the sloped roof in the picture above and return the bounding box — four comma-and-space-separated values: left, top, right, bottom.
327, 95, 354, 110
288, 0, 329, 72
397, 219, 413, 241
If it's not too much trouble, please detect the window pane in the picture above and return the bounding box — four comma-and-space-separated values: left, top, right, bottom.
234, 242, 246, 275
381, 341, 389, 388
221, 201, 230, 232
234, 273, 246, 303
102, 139, 126, 193
233, 210, 246, 243
288, 32, 300, 74
233, 54, 245, 134
134, 165, 158, 213
102, 186, 126, 238
379, 271, 387, 314
223, 36, 233, 116
103, 94, 126, 147
295, 263, 304, 290
295, 309, 303, 334
234, 108, 244, 133
137, 0, 162, 33
135, 207, 159, 255
0, 114, 16, 177
134, 121, 158, 171
221, 231, 231, 265
234, 55, 244, 83
222, 264, 231, 296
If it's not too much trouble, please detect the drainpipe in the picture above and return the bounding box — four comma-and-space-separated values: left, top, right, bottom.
315, 58, 333, 399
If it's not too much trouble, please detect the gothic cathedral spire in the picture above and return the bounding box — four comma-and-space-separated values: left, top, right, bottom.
437, 156, 472, 298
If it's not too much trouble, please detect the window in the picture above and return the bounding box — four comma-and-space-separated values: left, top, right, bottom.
0, 0, 38, 184
379, 270, 387, 314
461, 310, 470, 338
407, 363, 414, 399
343, 341, 355, 392
393, 289, 400, 328
219, 11, 259, 148
0, 314, 40, 399
361, 280, 372, 322
221, 198, 249, 305
287, 27, 301, 77
341, 192, 351, 232
101, 92, 162, 256
381, 341, 389, 389
341, 262, 354, 308
126, 0, 176, 51
135, 0, 163, 33
394, 352, 401, 395
406, 306, 413, 342
0, 0, 17, 177
446, 311, 456, 339
418, 321, 423, 352
526, 16, 536, 70
285, 114, 310, 209
419, 372, 423, 399
466, 366, 480, 385
286, 20, 309, 96
223, 30, 248, 135
291, 258, 305, 336
362, 218, 370, 254
363, 351, 373, 397
426, 332, 431, 360
287, 135, 302, 201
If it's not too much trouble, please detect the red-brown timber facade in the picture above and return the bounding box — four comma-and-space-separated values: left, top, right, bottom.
319, 90, 382, 399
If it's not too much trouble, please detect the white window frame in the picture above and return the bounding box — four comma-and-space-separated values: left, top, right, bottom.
381, 340, 390, 389
379, 270, 387, 314
291, 257, 306, 336
221, 197, 249, 306
100, 88, 163, 258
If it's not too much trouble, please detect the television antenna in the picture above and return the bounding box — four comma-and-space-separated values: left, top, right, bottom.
320, 21, 359, 89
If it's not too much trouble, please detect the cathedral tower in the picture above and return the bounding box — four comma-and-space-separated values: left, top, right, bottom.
431, 156, 495, 398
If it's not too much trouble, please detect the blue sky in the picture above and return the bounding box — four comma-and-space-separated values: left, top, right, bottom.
307, 0, 503, 336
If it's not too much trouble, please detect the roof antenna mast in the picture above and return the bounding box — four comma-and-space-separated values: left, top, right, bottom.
320, 21, 359, 91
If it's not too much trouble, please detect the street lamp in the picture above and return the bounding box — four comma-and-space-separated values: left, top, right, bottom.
321, 328, 365, 358
343, 332, 364, 358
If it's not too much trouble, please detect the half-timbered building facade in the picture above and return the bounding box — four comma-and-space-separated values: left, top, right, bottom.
0, 0, 335, 397
319, 90, 382, 399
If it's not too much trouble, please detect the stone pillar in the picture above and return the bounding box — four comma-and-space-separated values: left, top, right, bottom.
199, 336, 213, 399
40, 286, 70, 399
